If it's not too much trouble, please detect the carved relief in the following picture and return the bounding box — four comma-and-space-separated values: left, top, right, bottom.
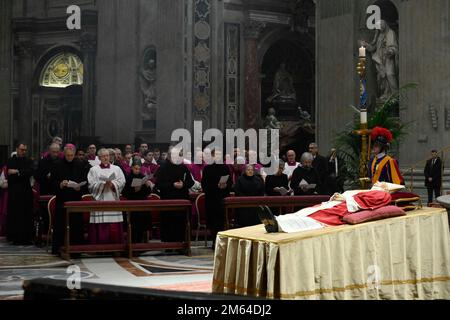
225, 23, 240, 129
429, 105, 438, 130
193, 0, 212, 124
243, 21, 266, 39
445, 106, 450, 130
139, 46, 157, 129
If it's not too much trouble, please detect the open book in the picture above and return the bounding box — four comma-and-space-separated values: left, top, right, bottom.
299, 179, 316, 190
274, 187, 290, 196
219, 175, 230, 184
131, 175, 152, 187
67, 181, 87, 189
99, 172, 116, 182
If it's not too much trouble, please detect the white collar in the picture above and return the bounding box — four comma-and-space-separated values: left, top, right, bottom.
376, 152, 386, 159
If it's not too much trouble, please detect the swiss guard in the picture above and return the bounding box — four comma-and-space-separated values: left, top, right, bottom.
368, 126, 404, 185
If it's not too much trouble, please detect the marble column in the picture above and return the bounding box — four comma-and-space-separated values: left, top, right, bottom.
244, 21, 265, 129
16, 41, 34, 146
80, 33, 97, 138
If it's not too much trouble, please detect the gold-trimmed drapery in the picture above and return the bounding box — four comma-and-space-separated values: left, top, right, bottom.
212, 208, 450, 300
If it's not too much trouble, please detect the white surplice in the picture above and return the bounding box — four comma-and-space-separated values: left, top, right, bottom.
88, 164, 125, 224
283, 162, 300, 179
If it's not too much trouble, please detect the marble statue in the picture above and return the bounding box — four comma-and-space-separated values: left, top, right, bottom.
298, 106, 311, 122
264, 107, 282, 130
360, 20, 399, 102
139, 51, 157, 120
267, 63, 297, 103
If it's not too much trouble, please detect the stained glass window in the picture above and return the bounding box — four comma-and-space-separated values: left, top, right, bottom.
39, 53, 83, 88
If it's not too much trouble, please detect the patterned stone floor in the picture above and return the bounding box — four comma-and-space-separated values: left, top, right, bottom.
0, 238, 214, 300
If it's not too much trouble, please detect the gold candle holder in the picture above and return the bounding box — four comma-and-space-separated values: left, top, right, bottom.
354, 56, 371, 189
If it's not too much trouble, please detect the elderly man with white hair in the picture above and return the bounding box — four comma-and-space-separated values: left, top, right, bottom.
87, 148, 126, 244
290, 152, 321, 195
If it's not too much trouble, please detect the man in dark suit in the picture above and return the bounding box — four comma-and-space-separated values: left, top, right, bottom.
309, 143, 328, 194
424, 149, 442, 205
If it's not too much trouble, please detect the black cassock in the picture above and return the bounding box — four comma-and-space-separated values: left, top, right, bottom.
313, 154, 329, 192
35, 155, 60, 196
122, 173, 152, 243
234, 174, 265, 227
6, 156, 34, 244
265, 174, 289, 196
51, 158, 88, 255
290, 166, 321, 195
201, 164, 232, 241
155, 161, 194, 242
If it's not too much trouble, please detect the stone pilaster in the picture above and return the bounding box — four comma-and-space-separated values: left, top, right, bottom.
16, 41, 34, 146
79, 32, 97, 138
243, 20, 265, 129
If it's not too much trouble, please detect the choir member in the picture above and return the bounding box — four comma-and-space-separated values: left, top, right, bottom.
283, 150, 300, 180
188, 150, 205, 183
124, 144, 133, 155
265, 160, 290, 196
201, 150, 232, 245
75, 149, 92, 178
161, 151, 168, 162
155, 147, 194, 243
139, 143, 149, 157
114, 148, 130, 176
291, 152, 321, 196
86, 144, 98, 161
234, 164, 265, 227
122, 160, 153, 243
153, 148, 163, 165
51, 144, 88, 255
35, 143, 61, 196
6, 143, 34, 245
40, 136, 64, 159
141, 150, 159, 179
87, 148, 126, 244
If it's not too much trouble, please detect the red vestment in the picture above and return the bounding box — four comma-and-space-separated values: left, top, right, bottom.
309, 191, 392, 226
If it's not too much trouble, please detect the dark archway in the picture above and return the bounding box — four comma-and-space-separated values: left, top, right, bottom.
260, 36, 315, 156
261, 37, 314, 120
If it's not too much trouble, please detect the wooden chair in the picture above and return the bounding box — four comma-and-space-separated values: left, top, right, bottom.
46, 196, 57, 251
148, 193, 161, 240
194, 193, 209, 246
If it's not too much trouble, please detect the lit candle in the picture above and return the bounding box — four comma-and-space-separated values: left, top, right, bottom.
360, 109, 367, 124
359, 46, 366, 58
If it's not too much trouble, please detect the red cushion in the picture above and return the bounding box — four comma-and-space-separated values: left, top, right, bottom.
390, 192, 420, 201
343, 206, 406, 225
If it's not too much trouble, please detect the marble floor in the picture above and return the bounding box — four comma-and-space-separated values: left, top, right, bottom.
0, 238, 214, 300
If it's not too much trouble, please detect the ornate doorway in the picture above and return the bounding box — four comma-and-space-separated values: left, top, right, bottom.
32, 51, 83, 153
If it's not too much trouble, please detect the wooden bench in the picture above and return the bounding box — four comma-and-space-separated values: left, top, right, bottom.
222, 195, 331, 230
63, 200, 192, 260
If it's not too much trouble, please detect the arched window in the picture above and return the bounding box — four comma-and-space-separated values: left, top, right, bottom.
39, 53, 83, 88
